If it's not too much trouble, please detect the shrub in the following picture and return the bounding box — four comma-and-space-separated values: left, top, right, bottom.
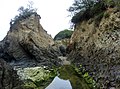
69, 0, 120, 24
54, 29, 73, 40
10, 1, 37, 25
71, 0, 107, 24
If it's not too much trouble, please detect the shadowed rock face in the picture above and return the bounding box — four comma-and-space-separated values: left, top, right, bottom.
68, 8, 120, 89
0, 13, 61, 67
0, 59, 23, 89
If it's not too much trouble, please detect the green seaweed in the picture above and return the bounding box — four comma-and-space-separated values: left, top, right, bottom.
58, 65, 90, 89
22, 65, 96, 89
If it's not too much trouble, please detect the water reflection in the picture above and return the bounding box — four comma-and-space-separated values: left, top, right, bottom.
45, 76, 72, 89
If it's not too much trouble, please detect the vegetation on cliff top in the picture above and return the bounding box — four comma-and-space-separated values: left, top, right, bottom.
68, 0, 120, 24
54, 29, 73, 40
11, 1, 38, 25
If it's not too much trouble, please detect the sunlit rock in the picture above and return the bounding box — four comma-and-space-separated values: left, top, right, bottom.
16, 67, 50, 81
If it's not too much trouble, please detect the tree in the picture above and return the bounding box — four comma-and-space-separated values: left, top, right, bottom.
68, 0, 120, 24
68, 0, 101, 24
11, 1, 37, 24
68, 0, 120, 15
68, 0, 97, 14
54, 29, 73, 40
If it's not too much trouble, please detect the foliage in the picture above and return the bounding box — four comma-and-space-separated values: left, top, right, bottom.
11, 1, 37, 25
69, 0, 120, 24
68, 0, 97, 14
54, 29, 73, 40
70, 0, 107, 24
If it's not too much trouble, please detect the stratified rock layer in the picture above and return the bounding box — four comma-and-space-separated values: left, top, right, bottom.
68, 8, 120, 89
0, 13, 61, 67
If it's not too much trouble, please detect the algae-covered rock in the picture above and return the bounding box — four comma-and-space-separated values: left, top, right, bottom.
17, 67, 50, 81
58, 65, 90, 89
16, 66, 52, 89
15, 65, 94, 89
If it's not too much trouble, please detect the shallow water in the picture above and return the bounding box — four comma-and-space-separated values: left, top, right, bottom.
45, 76, 72, 89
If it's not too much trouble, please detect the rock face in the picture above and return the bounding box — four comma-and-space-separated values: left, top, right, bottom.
0, 59, 23, 89
68, 8, 120, 88
0, 13, 61, 67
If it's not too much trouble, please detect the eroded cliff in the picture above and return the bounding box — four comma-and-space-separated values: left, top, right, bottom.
0, 13, 61, 67
68, 8, 120, 88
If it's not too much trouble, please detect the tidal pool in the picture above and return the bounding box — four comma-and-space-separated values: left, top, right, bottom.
45, 76, 72, 89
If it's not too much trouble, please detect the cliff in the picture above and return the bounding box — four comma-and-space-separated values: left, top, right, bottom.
0, 13, 61, 67
68, 7, 120, 89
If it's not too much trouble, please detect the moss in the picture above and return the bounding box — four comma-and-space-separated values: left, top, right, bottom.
23, 80, 37, 89
17, 67, 50, 81
58, 65, 90, 89
33, 78, 53, 89
17, 67, 54, 89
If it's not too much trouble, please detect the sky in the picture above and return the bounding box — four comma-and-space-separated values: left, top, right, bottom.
0, 0, 74, 41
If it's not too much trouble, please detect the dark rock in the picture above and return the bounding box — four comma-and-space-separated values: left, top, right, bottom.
59, 45, 66, 56
0, 59, 23, 89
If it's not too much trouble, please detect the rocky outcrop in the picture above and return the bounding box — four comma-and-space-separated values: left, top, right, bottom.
0, 13, 61, 67
0, 59, 23, 89
68, 8, 120, 89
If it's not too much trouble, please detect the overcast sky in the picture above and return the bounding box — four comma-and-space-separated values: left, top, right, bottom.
0, 0, 74, 41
